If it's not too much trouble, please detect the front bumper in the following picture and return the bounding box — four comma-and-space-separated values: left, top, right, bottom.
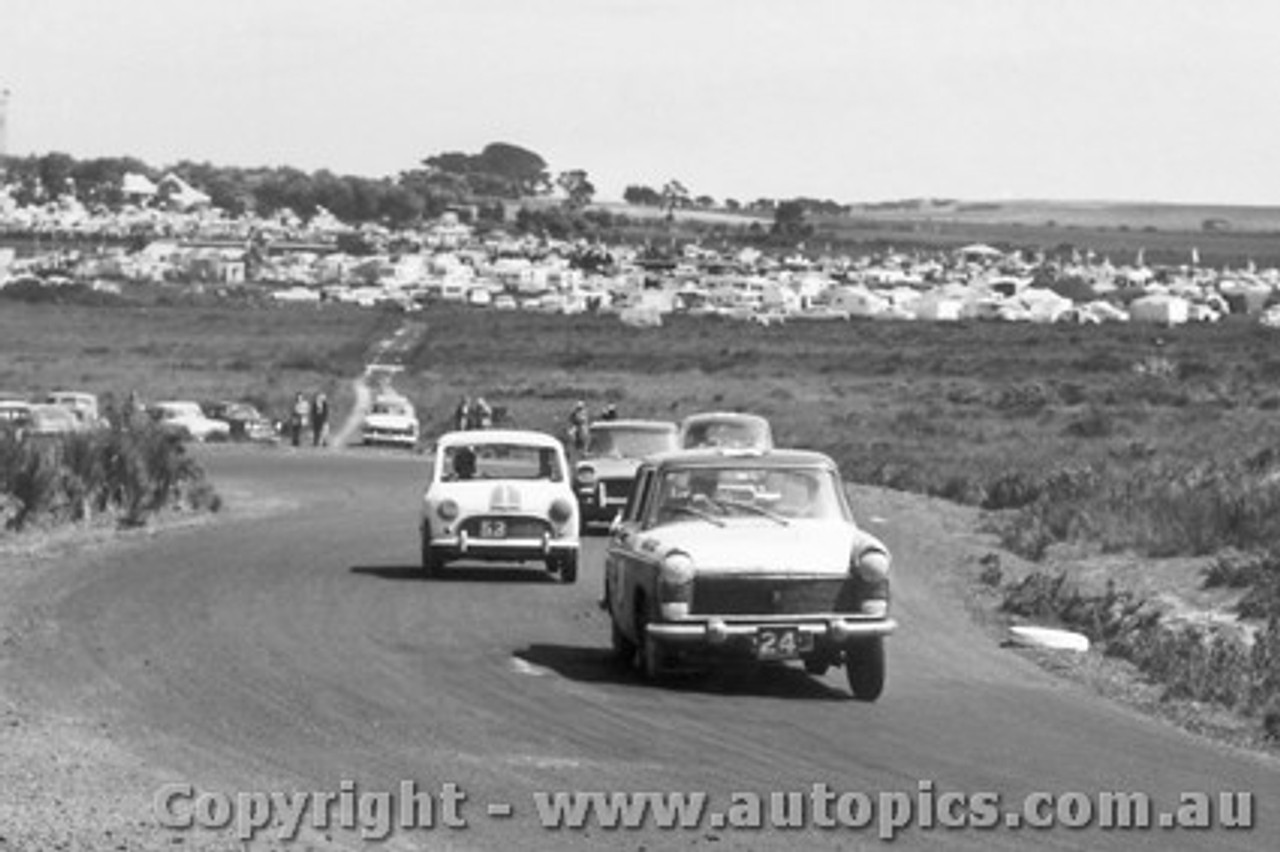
647, 615, 897, 652
363, 430, 417, 446
430, 531, 578, 562
575, 479, 631, 520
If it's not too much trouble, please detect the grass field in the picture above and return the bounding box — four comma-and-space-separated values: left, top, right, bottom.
5, 289, 1280, 737
0, 293, 399, 422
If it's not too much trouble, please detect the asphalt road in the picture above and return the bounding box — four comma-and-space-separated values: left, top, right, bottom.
12, 447, 1278, 851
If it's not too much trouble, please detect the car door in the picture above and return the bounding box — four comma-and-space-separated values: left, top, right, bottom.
606, 464, 656, 637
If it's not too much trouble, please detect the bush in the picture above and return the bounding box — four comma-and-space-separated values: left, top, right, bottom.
1002, 571, 1280, 730
0, 424, 219, 532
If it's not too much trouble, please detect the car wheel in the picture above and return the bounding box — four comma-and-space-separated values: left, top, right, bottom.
844, 638, 886, 702
421, 532, 441, 578
559, 552, 578, 584
635, 602, 667, 682
610, 614, 636, 666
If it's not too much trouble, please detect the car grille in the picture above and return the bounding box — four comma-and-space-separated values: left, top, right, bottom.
690, 576, 861, 616
459, 516, 552, 539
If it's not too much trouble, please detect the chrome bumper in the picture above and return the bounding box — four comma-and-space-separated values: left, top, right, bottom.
647, 616, 897, 644
433, 530, 578, 557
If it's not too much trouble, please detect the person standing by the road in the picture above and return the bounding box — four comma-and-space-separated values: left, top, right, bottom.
470, 397, 493, 430
310, 392, 330, 447
567, 400, 590, 455
454, 395, 472, 431
290, 392, 309, 448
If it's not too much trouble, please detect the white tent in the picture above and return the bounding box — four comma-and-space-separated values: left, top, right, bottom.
1129, 294, 1190, 326
121, 172, 158, 197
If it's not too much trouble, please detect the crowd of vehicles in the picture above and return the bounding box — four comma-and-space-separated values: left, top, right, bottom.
417, 410, 896, 701
0, 389, 281, 444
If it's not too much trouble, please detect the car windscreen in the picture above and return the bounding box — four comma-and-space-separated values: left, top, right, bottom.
650, 465, 846, 524
587, 428, 677, 458
681, 419, 770, 449
371, 401, 411, 416
442, 444, 564, 482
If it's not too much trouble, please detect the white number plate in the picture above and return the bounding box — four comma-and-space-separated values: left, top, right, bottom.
756, 626, 811, 660
478, 520, 506, 539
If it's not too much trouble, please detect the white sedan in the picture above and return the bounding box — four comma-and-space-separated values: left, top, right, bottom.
420, 430, 580, 582
362, 395, 420, 448
604, 448, 896, 700
149, 401, 232, 442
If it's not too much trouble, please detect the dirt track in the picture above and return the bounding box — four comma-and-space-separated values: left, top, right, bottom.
1, 446, 1276, 850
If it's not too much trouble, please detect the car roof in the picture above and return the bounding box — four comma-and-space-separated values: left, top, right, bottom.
591, 419, 678, 432
641, 447, 836, 469
679, 411, 771, 427
437, 429, 563, 449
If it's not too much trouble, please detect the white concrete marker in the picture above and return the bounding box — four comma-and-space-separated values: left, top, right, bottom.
1008, 625, 1091, 653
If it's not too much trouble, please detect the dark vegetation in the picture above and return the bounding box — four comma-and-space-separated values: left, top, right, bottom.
0, 423, 220, 531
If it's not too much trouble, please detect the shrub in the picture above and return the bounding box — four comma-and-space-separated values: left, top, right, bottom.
1002, 571, 1280, 732
0, 424, 219, 532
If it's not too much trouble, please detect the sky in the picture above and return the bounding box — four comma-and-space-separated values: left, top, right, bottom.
1, 0, 1277, 206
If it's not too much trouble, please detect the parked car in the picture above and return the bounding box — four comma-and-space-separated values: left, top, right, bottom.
677, 411, 774, 451
420, 429, 580, 581
26, 403, 82, 437
361, 394, 419, 448
149, 401, 232, 442
203, 401, 279, 443
44, 391, 102, 430
0, 399, 34, 438
573, 419, 679, 533
603, 447, 896, 700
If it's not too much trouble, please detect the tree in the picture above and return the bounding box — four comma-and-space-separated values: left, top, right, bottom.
623, 184, 662, 206
556, 169, 595, 209
694, 195, 716, 209
770, 199, 813, 242
661, 180, 690, 219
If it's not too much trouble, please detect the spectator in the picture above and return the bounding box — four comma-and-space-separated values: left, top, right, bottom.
454, 395, 472, 431
567, 400, 590, 454
290, 392, 309, 447
470, 397, 493, 430
310, 392, 330, 447
599, 403, 618, 422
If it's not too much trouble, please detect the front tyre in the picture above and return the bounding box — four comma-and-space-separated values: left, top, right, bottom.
421, 530, 442, 578
635, 603, 668, 682
558, 552, 578, 584
844, 638, 886, 702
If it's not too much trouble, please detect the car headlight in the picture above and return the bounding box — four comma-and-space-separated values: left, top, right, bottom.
549, 498, 573, 525
437, 499, 459, 521
851, 547, 890, 607
853, 548, 891, 582
658, 551, 695, 603
576, 465, 596, 486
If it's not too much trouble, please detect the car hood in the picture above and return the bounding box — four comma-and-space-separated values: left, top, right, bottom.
636, 522, 877, 575
577, 456, 642, 479
425, 480, 572, 515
